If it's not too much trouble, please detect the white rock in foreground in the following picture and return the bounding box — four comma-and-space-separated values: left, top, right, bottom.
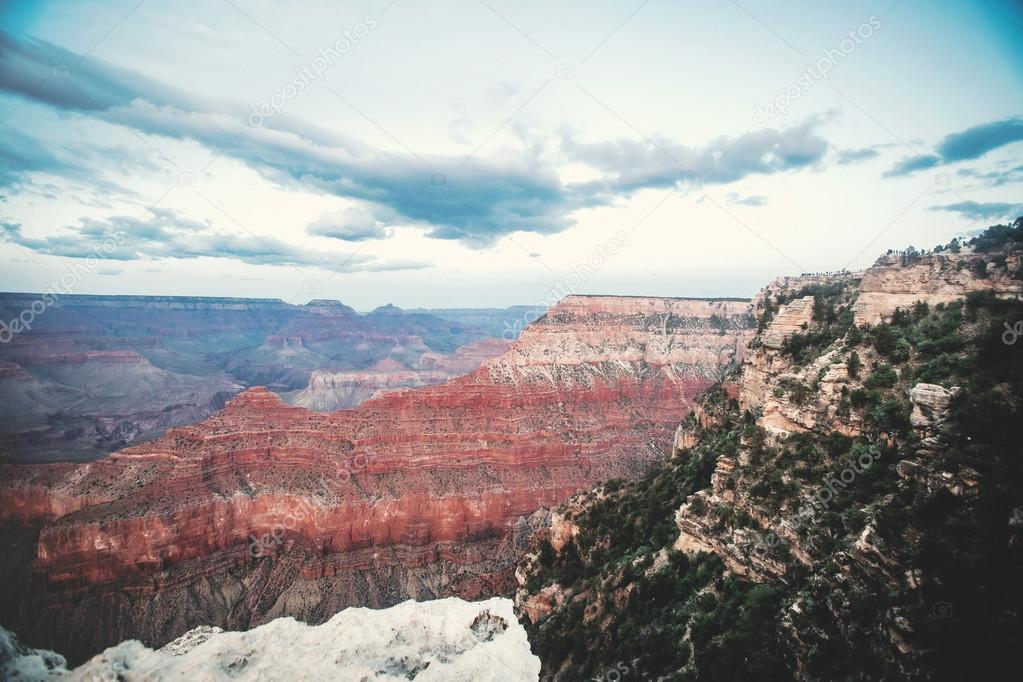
2, 597, 539, 681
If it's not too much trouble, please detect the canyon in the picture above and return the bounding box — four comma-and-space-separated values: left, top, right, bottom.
0, 294, 754, 664
0, 293, 520, 462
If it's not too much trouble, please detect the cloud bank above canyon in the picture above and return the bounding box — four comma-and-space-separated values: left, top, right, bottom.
1, 0, 1021, 307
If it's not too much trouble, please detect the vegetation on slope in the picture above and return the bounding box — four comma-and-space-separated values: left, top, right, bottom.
518, 227, 1023, 681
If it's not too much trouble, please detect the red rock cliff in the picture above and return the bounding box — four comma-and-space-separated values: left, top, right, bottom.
0, 294, 753, 661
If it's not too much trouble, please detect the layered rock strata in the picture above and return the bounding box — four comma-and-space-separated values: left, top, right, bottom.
852, 250, 1022, 323
0, 294, 507, 461
672, 247, 1021, 582
281, 338, 511, 411
0, 294, 753, 662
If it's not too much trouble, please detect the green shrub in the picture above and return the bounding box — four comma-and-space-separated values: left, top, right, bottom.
864, 363, 898, 388
847, 351, 862, 378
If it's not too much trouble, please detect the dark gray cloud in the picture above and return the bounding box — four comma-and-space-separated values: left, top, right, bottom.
0, 128, 77, 187
2, 29, 829, 247
929, 200, 1023, 222
0, 209, 427, 272
957, 164, 1023, 187
885, 117, 1023, 176
937, 118, 1023, 161
883, 154, 940, 177
0, 124, 143, 205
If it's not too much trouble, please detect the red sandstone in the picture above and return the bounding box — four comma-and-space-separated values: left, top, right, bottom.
0, 295, 753, 620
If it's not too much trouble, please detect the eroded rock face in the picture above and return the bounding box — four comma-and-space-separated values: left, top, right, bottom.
909, 383, 957, 432
281, 338, 511, 411
741, 274, 865, 437
852, 251, 1023, 324
671, 251, 1017, 585
0, 294, 753, 663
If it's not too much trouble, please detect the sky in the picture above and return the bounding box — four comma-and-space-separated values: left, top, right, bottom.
1, 0, 1022, 309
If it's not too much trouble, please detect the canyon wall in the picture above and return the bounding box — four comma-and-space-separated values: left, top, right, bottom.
281, 338, 510, 411
0, 294, 515, 462
852, 250, 1022, 323
514, 239, 1023, 679
673, 246, 1023, 583
0, 294, 753, 663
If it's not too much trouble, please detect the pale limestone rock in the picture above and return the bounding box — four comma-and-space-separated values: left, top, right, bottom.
853, 251, 1023, 324
909, 383, 958, 431
762, 296, 815, 350
549, 511, 580, 553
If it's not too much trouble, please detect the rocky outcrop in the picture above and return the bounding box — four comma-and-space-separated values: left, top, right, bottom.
741, 273, 864, 437
0, 597, 539, 681
852, 250, 1023, 323
0, 294, 753, 663
909, 382, 957, 433
669, 250, 1017, 652
761, 296, 815, 350
668, 251, 1021, 587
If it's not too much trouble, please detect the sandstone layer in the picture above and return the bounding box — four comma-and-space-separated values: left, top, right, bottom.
852, 250, 1022, 323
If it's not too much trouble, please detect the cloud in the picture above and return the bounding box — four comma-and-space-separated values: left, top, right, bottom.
307, 206, 388, 241
957, 164, 1023, 187
0, 29, 570, 246
937, 118, 1023, 162
883, 154, 941, 177
0, 209, 428, 272
929, 200, 1023, 222
726, 192, 768, 206
836, 147, 880, 165
0, 128, 77, 187
96, 268, 121, 275
1, 29, 833, 248
0, 124, 144, 206
562, 117, 828, 196
885, 117, 1023, 176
